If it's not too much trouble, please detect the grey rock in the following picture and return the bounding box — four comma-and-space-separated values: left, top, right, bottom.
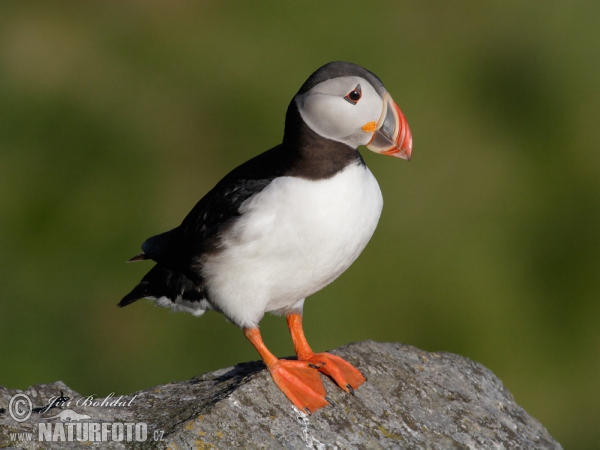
0, 341, 561, 449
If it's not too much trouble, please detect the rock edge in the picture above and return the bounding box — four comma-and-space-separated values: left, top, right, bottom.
0, 341, 561, 449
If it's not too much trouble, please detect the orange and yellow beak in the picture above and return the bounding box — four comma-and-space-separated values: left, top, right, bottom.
363, 93, 412, 161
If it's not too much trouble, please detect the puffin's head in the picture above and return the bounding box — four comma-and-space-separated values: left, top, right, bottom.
293, 61, 412, 160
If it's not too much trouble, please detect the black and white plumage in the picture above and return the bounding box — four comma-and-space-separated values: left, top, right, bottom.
120, 61, 412, 412
120, 62, 411, 327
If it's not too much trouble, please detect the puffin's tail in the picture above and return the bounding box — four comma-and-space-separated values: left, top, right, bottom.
119, 264, 206, 308
126, 252, 147, 262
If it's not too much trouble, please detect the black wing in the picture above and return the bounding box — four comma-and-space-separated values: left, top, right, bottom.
119, 145, 291, 306
145, 145, 292, 268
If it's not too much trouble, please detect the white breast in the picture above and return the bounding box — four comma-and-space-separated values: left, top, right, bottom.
201, 161, 383, 328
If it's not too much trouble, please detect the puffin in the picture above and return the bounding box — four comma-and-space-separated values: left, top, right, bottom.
120, 61, 412, 413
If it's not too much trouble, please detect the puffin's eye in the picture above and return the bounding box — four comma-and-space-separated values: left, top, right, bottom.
344, 84, 362, 105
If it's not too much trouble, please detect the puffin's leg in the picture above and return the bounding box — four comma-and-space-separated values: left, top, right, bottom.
243, 328, 330, 413
286, 314, 366, 394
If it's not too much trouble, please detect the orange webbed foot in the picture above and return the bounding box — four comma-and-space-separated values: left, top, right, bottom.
244, 327, 333, 413
286, 314, 366, 395
267, 359, 331, 413
300, 352, 366, 394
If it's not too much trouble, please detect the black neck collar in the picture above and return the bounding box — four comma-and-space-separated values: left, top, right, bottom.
280, 100, 363, 180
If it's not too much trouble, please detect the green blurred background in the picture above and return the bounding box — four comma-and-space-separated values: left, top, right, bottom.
1, 1, 598, 447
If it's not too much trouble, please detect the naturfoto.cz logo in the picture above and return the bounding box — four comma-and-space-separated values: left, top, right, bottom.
37, 422, 149, 443
6, 392, 165, 444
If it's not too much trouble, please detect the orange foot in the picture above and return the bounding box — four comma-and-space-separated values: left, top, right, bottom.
286, 314, 366, 395
300, 352, 366, 394
268, 359, 331, 413
244, 327, 332, 413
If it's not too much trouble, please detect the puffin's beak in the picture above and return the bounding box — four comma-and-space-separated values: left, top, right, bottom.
364, 93, 412, 161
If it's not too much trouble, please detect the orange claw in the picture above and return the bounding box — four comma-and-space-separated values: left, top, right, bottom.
268, 359, 329, 413
298, 352, 366, 393
243, 328, 329, 413
287, 314, 366, 394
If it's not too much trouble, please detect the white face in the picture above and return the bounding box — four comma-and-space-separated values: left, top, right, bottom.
295, 76, 384, 149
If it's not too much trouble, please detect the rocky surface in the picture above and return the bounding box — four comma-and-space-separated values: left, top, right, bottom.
0, 341, 561, 449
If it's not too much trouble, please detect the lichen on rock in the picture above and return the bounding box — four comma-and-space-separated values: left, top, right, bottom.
0, 341, 561, 449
